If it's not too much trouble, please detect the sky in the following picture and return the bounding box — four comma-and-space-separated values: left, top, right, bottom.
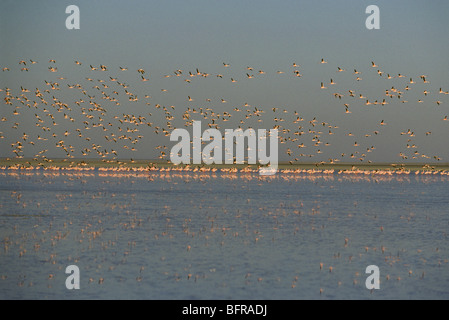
1, 0, 449, 164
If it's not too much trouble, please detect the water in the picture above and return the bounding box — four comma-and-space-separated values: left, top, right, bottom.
0, 170, 448, 299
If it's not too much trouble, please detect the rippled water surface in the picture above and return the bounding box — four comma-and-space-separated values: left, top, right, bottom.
0, 170, 448, 299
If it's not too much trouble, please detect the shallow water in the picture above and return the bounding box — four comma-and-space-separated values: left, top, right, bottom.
0, 170, 448, 299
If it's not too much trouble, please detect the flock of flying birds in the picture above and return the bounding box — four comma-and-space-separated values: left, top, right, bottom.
1, 58, 448, 167
2, 59, 449, 298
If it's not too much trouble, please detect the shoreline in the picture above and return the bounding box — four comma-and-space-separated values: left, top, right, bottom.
1, 158, 449, 175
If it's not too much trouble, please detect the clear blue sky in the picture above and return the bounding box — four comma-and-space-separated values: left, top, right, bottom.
1, 0, 449, 163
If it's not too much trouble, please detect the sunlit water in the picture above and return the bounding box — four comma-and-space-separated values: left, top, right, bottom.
0, 170, 448, 299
